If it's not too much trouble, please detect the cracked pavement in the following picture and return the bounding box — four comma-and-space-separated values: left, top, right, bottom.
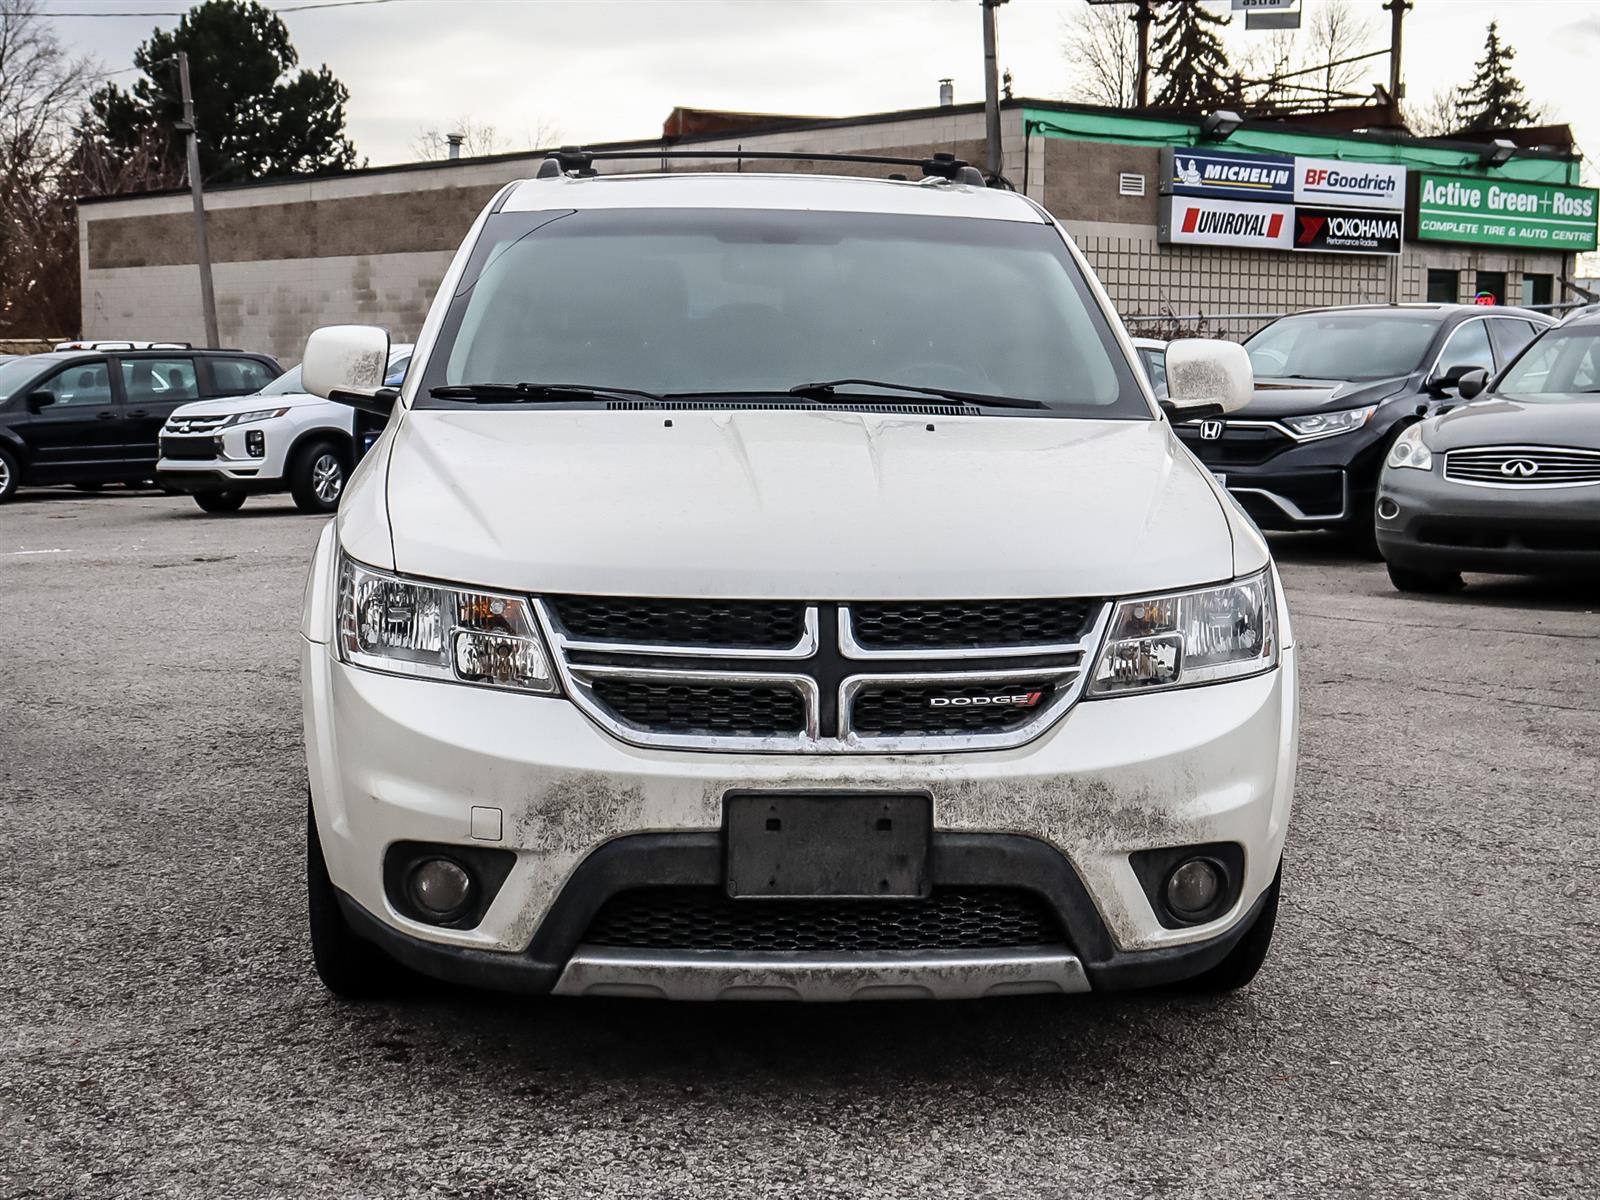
1, 488, 1595, 1198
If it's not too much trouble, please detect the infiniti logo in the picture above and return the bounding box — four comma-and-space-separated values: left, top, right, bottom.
1199, 420, 1225, 440
1500, 458, 1540, 477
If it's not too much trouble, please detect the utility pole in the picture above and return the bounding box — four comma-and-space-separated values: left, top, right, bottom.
1134, 0, 1153, 109
176, 52, 219, 348
981, 0, 1008, 179
1382, 0, 1412, 127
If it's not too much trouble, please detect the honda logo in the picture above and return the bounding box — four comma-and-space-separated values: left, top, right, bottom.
1199, 420, 1225, 440
1500, 458, 1539, 477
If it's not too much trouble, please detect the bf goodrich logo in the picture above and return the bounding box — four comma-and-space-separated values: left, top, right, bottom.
1500, 458, 1540, 477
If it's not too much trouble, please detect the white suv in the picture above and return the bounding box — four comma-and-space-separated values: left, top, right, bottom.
299, 163, 1297, 1002
157, 346, 412, 514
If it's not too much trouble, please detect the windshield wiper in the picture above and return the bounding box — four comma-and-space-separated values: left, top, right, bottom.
785, 378, 1048, 410
429, 382, 667, 403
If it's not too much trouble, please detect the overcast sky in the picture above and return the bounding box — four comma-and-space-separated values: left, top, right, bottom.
47, 0, 1600, 175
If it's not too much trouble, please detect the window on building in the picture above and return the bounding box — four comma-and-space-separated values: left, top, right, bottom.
1521, 273, 1553, 310
1426, 269, 1459, 304
1475, 271, 1507, 306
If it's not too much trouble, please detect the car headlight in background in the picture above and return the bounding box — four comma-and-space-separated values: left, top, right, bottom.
1281, 405, 1377, 441
1088, 571, 1277, 696
1386, 424, 1433, 472
222, 407, 290, 426
336, 554, 558, 694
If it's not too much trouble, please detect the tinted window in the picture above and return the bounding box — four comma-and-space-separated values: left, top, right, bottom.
1487, 319, 1541, 365
121, 358, 199, 403
38, 362, 113, 407
1244, 311, 1438, 380
421, 208, 1145, 417
211, 357, 276, 396
1498, 326, 1600, 395
1434, 320, 1493, 376
1138, 348, 1167, 397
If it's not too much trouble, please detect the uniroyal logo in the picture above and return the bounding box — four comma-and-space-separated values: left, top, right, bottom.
929, 691, 1045, 709
1182, 207, 1284, 239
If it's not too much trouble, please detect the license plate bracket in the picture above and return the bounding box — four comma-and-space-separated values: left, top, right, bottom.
724, 792, 932, 899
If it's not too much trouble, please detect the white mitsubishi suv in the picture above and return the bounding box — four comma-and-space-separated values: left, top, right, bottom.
157, 346, 412, 514
299, 157, 1297, 1002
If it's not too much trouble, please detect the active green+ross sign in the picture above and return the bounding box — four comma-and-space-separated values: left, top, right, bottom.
1411, 173, 1598, 252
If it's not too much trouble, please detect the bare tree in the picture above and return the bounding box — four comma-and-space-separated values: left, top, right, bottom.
412, 114, 561, 162
1061, 1, 1140, 109
1406, 85, 1466, 138
1303, 0, 1374, 107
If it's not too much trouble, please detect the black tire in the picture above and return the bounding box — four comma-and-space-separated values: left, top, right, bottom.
1386, 562, 1465, 594
0, 446, 18, 503
289, 439, 349, 514
307, 797, 410, 999
1341, 494, 1383, 560
193, 490, 246, 514
1185, 866, 1281, 993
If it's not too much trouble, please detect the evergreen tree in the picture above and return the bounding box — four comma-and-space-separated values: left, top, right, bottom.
81, 0, 359, 185
1455, 21, 1539, 132
1152, 1, 1233, 111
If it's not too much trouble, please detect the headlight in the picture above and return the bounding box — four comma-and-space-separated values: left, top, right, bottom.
336, 553, 558, 694
1281, 405, 1377, 441
223, 407, 289, 426
1087, 570, 1277, 696
1386, 424, 1433, 472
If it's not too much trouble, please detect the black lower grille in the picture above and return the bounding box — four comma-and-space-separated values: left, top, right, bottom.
583, 886, 1065, 953
547, 596, 804, 648
160, 436, 216, 461
1416, 520, 1600, 554
589, 678, 804, 736
1178, 425, 1294, 467
850, 600, 1094, 649
850, 682, 1053, 736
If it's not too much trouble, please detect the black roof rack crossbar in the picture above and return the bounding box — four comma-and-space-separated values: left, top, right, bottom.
535, 146, 989, 187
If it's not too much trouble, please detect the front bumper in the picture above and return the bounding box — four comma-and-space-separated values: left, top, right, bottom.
304, 622, 1299, 997
1376, 464, 1600, 575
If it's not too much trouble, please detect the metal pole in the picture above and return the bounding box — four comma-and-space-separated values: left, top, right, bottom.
1135, 0, 1152, 109
178, 52, 219, 348
1383, 0, 1412, 126
981, 0, 1006, 178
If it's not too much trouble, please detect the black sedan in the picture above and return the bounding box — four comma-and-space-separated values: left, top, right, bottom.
1375, 312, 1600, 591
1174, 304, 1554, 547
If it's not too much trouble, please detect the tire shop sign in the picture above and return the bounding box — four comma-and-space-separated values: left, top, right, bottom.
1160, 147, 1404, 255
1409, 173, 1598, 252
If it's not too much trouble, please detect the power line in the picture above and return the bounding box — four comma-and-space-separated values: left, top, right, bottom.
8, 0, 403, 16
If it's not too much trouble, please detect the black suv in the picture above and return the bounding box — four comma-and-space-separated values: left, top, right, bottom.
0, 347, 281, 502
1174, 304, 1554, 545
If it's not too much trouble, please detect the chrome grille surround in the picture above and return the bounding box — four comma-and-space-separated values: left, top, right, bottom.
1443, 445, 1600, 489
535, 599, 1110, 755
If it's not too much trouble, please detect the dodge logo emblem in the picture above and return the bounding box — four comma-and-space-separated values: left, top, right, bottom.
930, 691, 1044, 709
1500, 458, 1539, 477
1199, 420, 1225, 440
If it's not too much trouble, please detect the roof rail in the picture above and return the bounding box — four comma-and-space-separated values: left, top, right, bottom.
532, 146, 991, 187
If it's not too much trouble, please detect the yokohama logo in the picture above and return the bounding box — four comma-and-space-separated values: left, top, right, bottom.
1182, 208, 1284, 238
929, 691, 1044, 709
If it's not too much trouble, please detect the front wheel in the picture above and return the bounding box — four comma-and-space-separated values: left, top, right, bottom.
289, 440, 348, 514
307, 797, 411, 999
1386, 562, 1465, 594
0, 446, 18, 503
193, 490, 246, 514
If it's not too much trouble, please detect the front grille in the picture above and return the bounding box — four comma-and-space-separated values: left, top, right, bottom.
583, 886, 1065, 953
850, 600, 1094, 649
589, 678, 805, 736
1416, 520, 1600, 554
850, 682, 1053, 736
1178, 423, 1294, 467
160, 436, 217, 461
1443, 446, 1600, 487
546, 595, 805, 648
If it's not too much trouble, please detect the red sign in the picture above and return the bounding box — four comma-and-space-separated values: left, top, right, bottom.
1473, 292, 1497, 306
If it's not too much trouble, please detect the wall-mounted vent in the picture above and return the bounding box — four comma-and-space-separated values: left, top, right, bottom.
1118, 173, 1146, 197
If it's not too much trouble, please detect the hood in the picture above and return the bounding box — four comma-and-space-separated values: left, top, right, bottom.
1241, 375, 1408, 419
167, 392, 330, 420
378, 408, 1238, 600
1425, 394, 1600, 453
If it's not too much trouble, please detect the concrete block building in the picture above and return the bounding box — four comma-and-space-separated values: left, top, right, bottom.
77, 99, 1593, 360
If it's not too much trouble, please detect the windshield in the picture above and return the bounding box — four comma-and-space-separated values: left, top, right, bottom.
418, 207, 1145, 417
1244, 311, 1440, 381
259, 364, 305, 395
1498, 326, 1600, 395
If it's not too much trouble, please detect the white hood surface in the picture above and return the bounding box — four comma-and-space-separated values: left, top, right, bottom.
379, 408, 1236, 600
168, 391, 329, 419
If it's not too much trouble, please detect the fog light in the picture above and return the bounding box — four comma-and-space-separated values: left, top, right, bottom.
1165, 858, 1223, 919
407, 857, 473, 920
245, 429, 265, 457
1377, 498, 1399, 520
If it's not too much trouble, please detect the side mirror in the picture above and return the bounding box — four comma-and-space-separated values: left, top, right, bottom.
1161, 338, 1253, 419
25, 390, 56, 413
1426, 363, 1477, 397
301, 324, 397, 416
1455, 368, 1490, 400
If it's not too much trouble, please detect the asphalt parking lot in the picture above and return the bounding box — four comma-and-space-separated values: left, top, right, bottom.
2, 487, 1596, 1199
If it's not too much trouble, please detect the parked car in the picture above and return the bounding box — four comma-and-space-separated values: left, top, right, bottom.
1376, 311, 1600, 591
1174, 304, 1555, 547
0, 347, 281, 503
1132, 336, 1168, 398
157, 344, 412, 514
298, 163, 1298, 1004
